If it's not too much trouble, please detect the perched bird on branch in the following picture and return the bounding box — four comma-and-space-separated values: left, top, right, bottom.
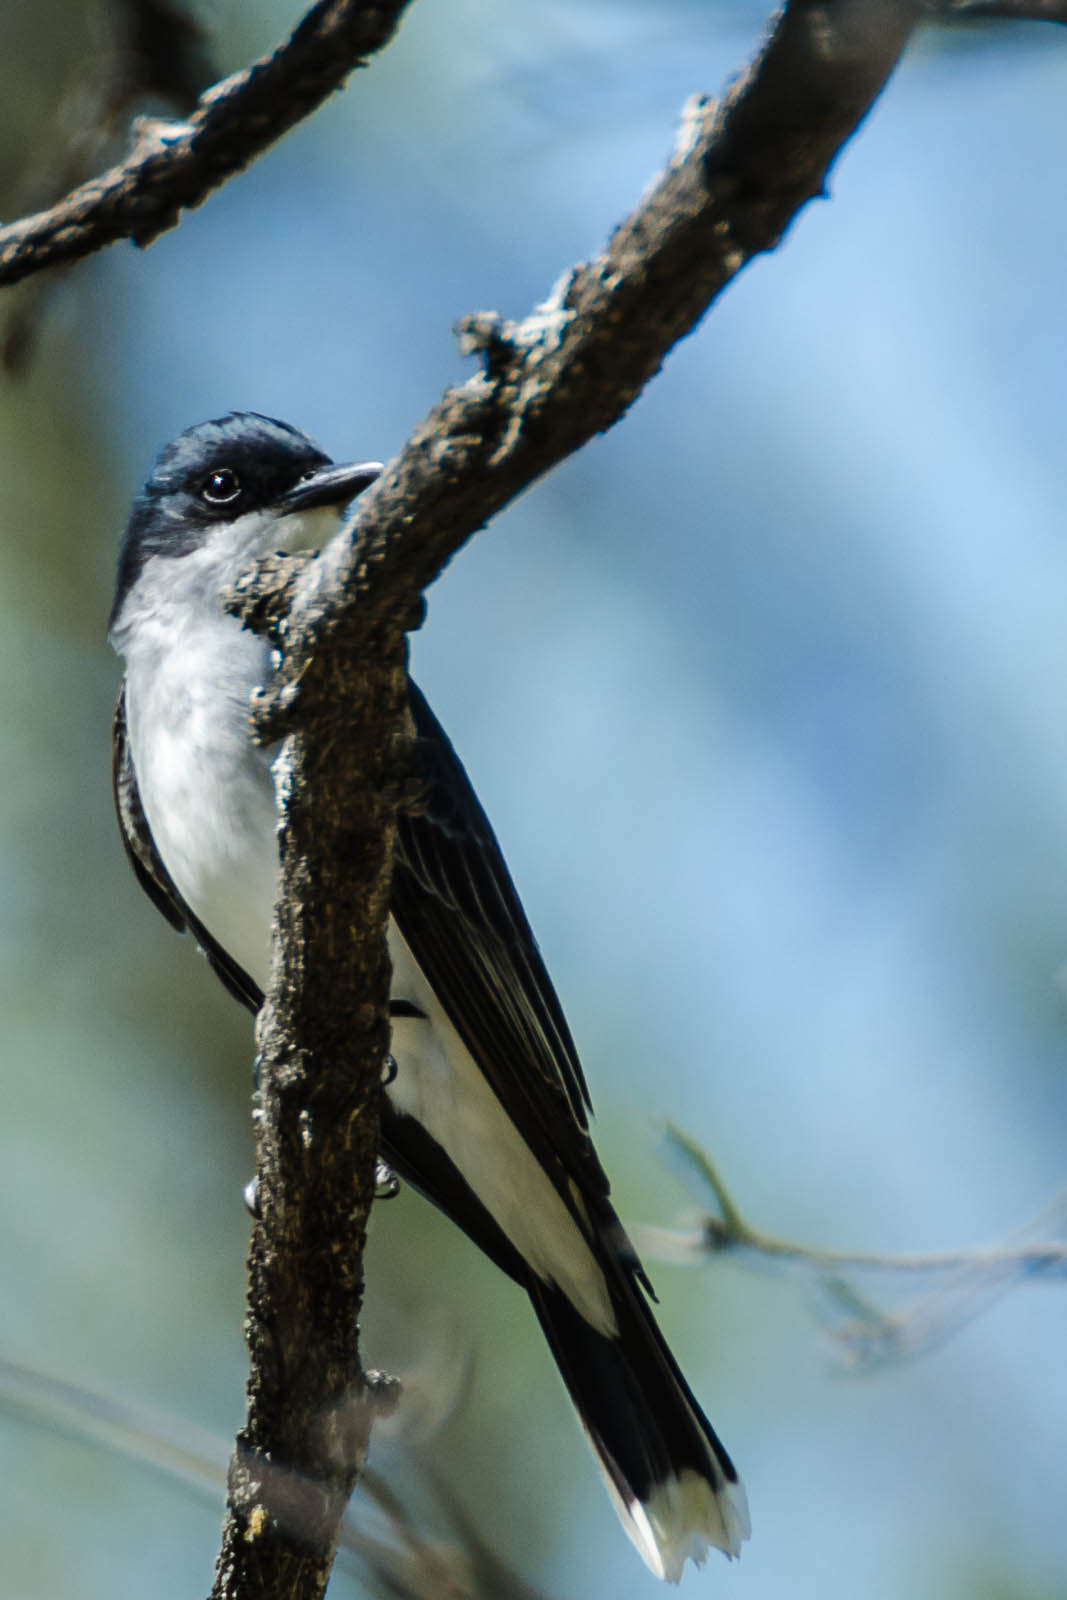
109, 411, 749, 1581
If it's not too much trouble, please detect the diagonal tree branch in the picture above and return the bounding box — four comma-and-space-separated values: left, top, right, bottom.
216, 4, 924, 1599
0, 0, 414, 287
235, 0, 925, 658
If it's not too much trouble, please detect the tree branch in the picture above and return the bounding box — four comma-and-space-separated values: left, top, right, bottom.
214, 4, 923, 1597
232, 0, 923, 665
208, 639, 411, 1600
0, 0, 414, 287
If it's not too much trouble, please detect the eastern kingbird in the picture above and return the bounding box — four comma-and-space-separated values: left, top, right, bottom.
109, 412, 750, 1581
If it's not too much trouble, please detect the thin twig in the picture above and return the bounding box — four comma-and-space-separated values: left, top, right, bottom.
651, 1125, 1067, 1371
0, 0, 414, 286
664, 1124, 1067, 1277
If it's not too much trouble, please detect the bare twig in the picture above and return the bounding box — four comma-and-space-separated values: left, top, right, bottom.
660, 1126, 1067, 1277
0, 0, 414, 287
644, 1126, 1067, 1371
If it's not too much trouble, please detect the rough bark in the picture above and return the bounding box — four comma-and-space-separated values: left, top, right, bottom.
209, 635, 410, 1600
0, 0, 414, 285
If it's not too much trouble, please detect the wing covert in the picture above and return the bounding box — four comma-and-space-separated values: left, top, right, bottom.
391, 682, 607, 1199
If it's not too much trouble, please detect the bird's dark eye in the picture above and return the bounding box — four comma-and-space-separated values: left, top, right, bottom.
201, 468, 241, 505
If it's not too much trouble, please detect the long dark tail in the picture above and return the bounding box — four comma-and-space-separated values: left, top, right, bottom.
382, 1102, 749, 1579
526, 1265, 750, 1583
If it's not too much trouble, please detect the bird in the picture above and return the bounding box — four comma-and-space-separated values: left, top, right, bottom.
108, 411, 750, 1582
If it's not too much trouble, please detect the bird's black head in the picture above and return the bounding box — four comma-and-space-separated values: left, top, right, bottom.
110, 412, 381, 631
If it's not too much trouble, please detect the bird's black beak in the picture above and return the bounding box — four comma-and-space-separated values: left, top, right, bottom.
278, 459, 383, 514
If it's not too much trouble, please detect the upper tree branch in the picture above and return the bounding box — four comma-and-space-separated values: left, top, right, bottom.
0, 0, 414, 286
237, 0, 923, 663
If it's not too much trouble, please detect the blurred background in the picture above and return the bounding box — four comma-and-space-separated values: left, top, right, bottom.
1, 3, 1066, 1596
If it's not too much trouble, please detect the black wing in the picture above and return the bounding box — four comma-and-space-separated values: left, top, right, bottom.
116, 673, 610, 1210
391, 681, 610, 1205
112, 682, 264, 1013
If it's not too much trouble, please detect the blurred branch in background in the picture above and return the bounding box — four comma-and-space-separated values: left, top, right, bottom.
641, 1125, 1067, 1374
0, 1355, 552, 1600
1, 0, 214, 373
0, 0, 414, 290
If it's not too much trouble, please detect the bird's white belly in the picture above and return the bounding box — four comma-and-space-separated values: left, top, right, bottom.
125, 619, 612, 1329
125, 620, 279, 989
162, 750, 277, 989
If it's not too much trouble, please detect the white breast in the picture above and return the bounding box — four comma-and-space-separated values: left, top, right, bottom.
119, 568, 280, 988
116, 548, 612, 1328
